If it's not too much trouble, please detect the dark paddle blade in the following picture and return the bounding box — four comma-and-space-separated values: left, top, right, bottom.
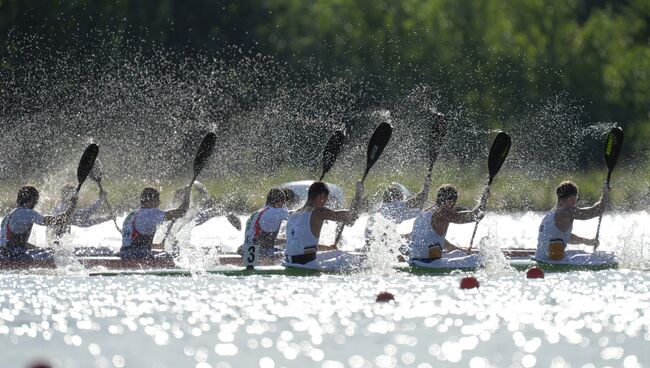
192, 132, 217, 182
427, 112, 448, 171
320, 130, 346, 181
76, 144, 99, 193
604, 127, 623, 182
363, 122, 393, 180
487, 132, 511, 185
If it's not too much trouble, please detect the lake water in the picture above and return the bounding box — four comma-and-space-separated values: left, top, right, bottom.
1, 212, 649, 367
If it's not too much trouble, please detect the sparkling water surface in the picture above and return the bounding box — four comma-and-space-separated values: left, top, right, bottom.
1, 213, 649, 367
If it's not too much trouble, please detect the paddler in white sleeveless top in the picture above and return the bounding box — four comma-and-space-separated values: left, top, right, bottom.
0, 186, 77, 260
536, 181, 611, 264
409, 184, 489, 267
239, 187, 289, 256
47, 184, 111, 243
119, 186, 190, 258
285, 180, 364, 270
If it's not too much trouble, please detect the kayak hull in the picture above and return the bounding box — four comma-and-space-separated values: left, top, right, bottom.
0, 249, 618, 275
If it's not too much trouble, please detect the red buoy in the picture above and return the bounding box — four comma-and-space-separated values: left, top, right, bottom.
526, 267, 545, 279
460, 276, 479, 289
376, 291, 395, 302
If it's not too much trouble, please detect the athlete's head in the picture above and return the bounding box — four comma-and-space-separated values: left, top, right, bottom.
383, 184, 404, 203
282, 188, 298, 207
17, 186, 39, 208
307, 181, 330, 208
140, 187, 161, 208
60, 184, 76, 202
266, 187, 287, 208
435, 184, 458, 208
556, 181, 578, 204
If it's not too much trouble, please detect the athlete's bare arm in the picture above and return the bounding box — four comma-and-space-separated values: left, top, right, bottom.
446, 186, 490, 224
43, 196, 78, 226
569, 233, 599, 247
444, 238, 466, 252
165, 186, 191, 221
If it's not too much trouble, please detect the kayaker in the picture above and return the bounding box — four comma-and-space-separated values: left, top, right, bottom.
408, 184, 489, 266
535, 181, 609, 263
0, 186, 77, 260
119, 186, 191, 259
239, 187, 290, 257
284, 180, 364, 270
47, 184, 112, 243
364, 177, 431, 247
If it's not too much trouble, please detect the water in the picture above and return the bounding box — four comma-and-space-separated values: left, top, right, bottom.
1, 213, 649, 367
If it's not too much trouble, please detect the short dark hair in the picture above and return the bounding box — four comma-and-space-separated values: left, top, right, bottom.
266, 188, 286, 206
282, 188, 296, 204
556, 181, 578, 199
436, 184, 458, 205
383, 186, 404, 203
17, 186, 39, 206
140, 187, 160, 205
307, 181, 330, 200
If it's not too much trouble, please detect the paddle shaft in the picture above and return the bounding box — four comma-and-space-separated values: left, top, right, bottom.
594, 174, 613, 246
468, 179, 492, 250
96, 178, 122, 233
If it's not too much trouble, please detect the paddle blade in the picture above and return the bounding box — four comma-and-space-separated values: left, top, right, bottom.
604, 127, 623, 176
320, 130, 346, 180
487, 132, 511, 185
76, 144, 99, 192
364, 122, 393, 179
89, 159, 103, 183
427, 112, 448, 169
193, 132, 217, 181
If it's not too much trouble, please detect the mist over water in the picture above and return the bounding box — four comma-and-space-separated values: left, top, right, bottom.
1, 31, 642, 216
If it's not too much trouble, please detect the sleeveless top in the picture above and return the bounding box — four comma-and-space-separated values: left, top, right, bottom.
409, 210, 446, 260
285, 210, 319, 256
243, 206, 289, 247
121, 208, 166, 250
536, 209, 572, 259
1, 207, 45, 249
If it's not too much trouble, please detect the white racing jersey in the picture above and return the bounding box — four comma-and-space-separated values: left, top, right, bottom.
0, 207, 45, 248
121, 208, 166, 249
243, 206, 289, 245
285, 210, 319, 257
409, 210, 446, 260
536, 209, 572, 260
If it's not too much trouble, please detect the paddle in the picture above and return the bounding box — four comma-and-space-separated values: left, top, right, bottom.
319, 129, 346, 181
333, 122, 393, 246
76, 144, 99, 194
468, 132, 511, 250
595, 127, 624, 246
162, 132, 218, 247
89, 161, 122, 233
54, 144, 99, 237
421, 112, 448, 197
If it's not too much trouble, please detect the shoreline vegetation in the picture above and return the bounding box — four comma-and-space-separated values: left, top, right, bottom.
1, 164, 647, 215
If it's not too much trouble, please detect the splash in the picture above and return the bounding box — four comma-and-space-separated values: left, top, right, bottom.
363, 213, 405, 275
614, 212, 650, 271
476, 225, 516, 275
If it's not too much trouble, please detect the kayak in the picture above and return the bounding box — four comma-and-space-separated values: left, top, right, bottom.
0, 249, 618, 274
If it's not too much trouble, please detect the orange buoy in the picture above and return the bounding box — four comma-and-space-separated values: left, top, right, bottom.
526, 267, 545, 279
460, 276, 479, 289
376, 291, 395, 302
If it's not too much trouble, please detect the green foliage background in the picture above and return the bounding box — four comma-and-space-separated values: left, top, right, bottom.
1, 0, 649, 211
